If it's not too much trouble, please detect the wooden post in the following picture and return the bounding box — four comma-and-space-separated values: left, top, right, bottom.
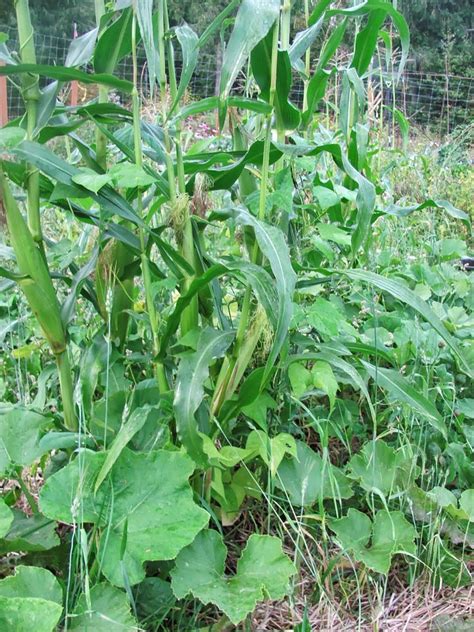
70, 23, 78, 107
0, 61, 8, 126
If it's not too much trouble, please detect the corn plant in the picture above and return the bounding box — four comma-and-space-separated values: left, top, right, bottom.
0, 0, 472, 629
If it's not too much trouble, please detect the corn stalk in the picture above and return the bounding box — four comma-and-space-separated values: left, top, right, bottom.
14, 0, 41, 245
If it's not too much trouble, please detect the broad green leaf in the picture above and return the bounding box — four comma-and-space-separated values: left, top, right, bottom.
0, 509, 59, 554
184, 140, 282, 191
0, 565, 61, 603
0, 499, 13, 538
289, 363, 312, 398
428, 487, 459, 510
344, 270, 472, 376
251, 33, 301, 131
0, 406, 50, 476
314, 350, 377, 424
70, 583, 137, 631
13, 142, 144, 227
317, 222, 351, 247
232, 207, 296, 386
65, 27, 98, 67
72, 169, 111, 194
0, 566, 62, 632
348, 440, 415, 495
289, 17, 324, 71
329, 509, 417, 574
109, 163, 155, 188
40, 448, 209, 586
246, 430, 297, 476
201, 434, 253, 468
174, 328, 235, 466
170, 25, 199, 113
241, 391, 277, 431
0, 127, 26, 150
328, 0, 410, 79
219, 0, 280, 99
352, 9, 386, 76
276, 441, 353, 506
0, 597, 62, 632
313, 186, 340, 211
94, 8, 134, 74
460, 490, 474, 522
171, 529, 296, 625
288, 359, 339, 409
94, 406, 151, 493
362, 361, 447, 438
0, 63, 133, 92
312, 361, 338, 410
303, 19, 347, 125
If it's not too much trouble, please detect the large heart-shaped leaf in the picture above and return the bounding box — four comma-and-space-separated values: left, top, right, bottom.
70, 583, 137, 631
0, 406, 50, 476
276, 440, 353, 506
348, 440, 416, 496
0, 566, 62, 632
329, 509, 417, 574
171, 529, 296, 625
39, 448, 209, 586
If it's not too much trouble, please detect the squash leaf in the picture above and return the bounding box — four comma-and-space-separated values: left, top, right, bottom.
329, 509, 417, 574
39, 448, 209, 587
171, 529, 295, 625
0, 566, 62, 632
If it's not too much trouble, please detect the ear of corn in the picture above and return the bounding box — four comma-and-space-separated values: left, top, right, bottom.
0, 169, 77, 430
0, 170, 66, 354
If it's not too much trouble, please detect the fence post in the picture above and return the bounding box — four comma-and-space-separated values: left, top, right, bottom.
0, 61, 8, 126
70, 22, 78, 107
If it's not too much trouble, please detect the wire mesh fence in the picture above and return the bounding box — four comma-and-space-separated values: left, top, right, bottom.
2, 25, 473, 136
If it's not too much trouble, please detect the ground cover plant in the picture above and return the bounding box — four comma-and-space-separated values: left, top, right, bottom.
0, 0, 472, 629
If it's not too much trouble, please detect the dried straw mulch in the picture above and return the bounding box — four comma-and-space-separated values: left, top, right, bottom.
252, 579, 473, 631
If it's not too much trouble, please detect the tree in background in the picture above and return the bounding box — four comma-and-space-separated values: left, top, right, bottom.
0, 0, 472, 75
0, 0, 95, 38
399, 0, 473, 74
